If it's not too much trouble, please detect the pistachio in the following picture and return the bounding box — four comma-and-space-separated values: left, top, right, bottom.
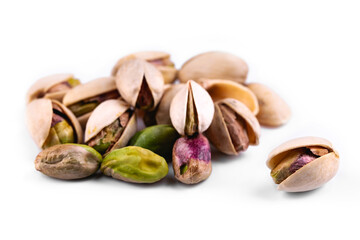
35, 144, 102, 180
101, 146, 168, 183
247, 83, 291, 127
156, 84, 185, 125
172, 134, 211, 184
267, 137, 339, 192
129, 124, 180, 162
178, 51, 248, 84
115, 59, 164, 111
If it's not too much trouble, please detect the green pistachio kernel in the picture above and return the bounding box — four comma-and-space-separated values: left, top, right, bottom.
54, 120, 74, 144
69, 102, 99, 117
67, 78, 81, 87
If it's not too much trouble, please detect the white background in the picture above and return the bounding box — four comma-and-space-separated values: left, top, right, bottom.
1, 0, 359, 239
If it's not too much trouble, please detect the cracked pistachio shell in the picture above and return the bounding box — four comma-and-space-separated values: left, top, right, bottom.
115, 59, 164, 110
111, 51, 177, 84
35, 144, 102, 180
156, 84, 185, 125
247, 83, 291, 127
26, 99, 83, 149
206, 98, 260, 155
199, 79, 259, 115
178, 51, 248, 84
267, 137, 340, 192
85, 99, 137, 152
26, 73, 78, 104
101, 146, 168, 183
170, 80, 214, 136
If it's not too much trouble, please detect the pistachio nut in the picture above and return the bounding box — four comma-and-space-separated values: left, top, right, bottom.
172, 134, 211, 184
205, 98, 260, 155
26, 73, 80, 104
178, 51, 248, 84
35, 144, 102, 180
115, 59, 164, 111
63, 77, 120, 128
267, 137, 339, 192
26, 99, 83, 149
111, 51, 177, 84
247, 83, 291, 127
85, 99, 136, 155
199, 78, 259, 115
129, 124, 180, 162
101, 146, 168, 183
170, 80, 214, 136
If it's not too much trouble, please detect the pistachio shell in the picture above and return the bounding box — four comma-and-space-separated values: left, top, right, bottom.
199, 79, 259, 115
115, 59, 164, 110
156, 84, 185, 124
170, 80, 214, 136
178, 51, 248, 83
247, 83, 291, 127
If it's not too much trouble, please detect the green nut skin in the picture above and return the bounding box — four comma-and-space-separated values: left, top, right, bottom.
101, 146, 168, 183
129, 124, 179, 162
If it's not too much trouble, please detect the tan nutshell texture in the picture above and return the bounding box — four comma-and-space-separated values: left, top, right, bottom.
178, 51, 248, 83
156, 84, 185, 124
247, 83, 291, 127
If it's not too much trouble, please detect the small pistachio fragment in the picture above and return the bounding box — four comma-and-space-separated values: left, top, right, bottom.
115, 59, 164, 111
101, 146, 168, 183
172, 134, 212, 184
178, 51, 248, 84
267, 137, 339, 192
247, 83, 291, 127
35, 144, 102, 180
129, 124, 180, 162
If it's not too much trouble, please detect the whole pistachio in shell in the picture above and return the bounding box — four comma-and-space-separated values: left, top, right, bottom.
178, 51, 248, 84
26, 73, 80, 104
111, 51, 177, 84
199, 78, 259, 115
205, 98, 260, 155
170, 80, 214, 136
267, 137, 339, 192
26, 99, 83, 149
172, 134, 211, 184
247, 83, 291, 127
35, 144, 102, 180
85, 99, 136, 155
116, 59, 164, 111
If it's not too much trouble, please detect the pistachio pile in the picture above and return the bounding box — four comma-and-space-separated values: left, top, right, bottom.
26, 51, 339, 192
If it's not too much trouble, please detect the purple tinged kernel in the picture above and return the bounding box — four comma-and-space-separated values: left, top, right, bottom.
289, 150, 317, 174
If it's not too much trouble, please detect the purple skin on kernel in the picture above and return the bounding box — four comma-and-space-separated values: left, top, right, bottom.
289, 150, 317, 174
174, 134, 211, 166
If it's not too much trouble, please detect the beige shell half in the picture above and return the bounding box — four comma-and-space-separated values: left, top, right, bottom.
85, 99, 137, 151
115, 59, 164, 110
178, 51, 248, 83
63, 76, 117, 106
205, 98, 261, 155
267, 136, 340, 192
156, 83, 185, 124
170, 80, 214, 136
199, 79, 259, 115
26, 73, 75, 104
111, 51, 177, 84
247, 83, 291, 127
26, 99, 83, 148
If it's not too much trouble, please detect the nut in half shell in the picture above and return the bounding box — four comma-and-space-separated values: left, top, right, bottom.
111, 51, 177, 84
116, 59, 164, 111
170, 80, 214, 136
26, 73, 80, 104
178, 51, 248, 84
26, 99, 83, 149
267, 136, 339, 192
85, 99, 137, 155
205, 98, 260, 155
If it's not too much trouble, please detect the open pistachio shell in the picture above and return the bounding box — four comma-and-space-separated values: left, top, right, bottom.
170, 80, 214, 136
247, 83, 291, 127
26, 99, 83, 149
26, 73, 79, 104
178, 51, 248, 84
267, 137, 339, 192
199, 79, 259, 115
115, 59, 164, 111
206, 98, 260, 155
111, 51, 177, 84
156, 84, 185, 125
